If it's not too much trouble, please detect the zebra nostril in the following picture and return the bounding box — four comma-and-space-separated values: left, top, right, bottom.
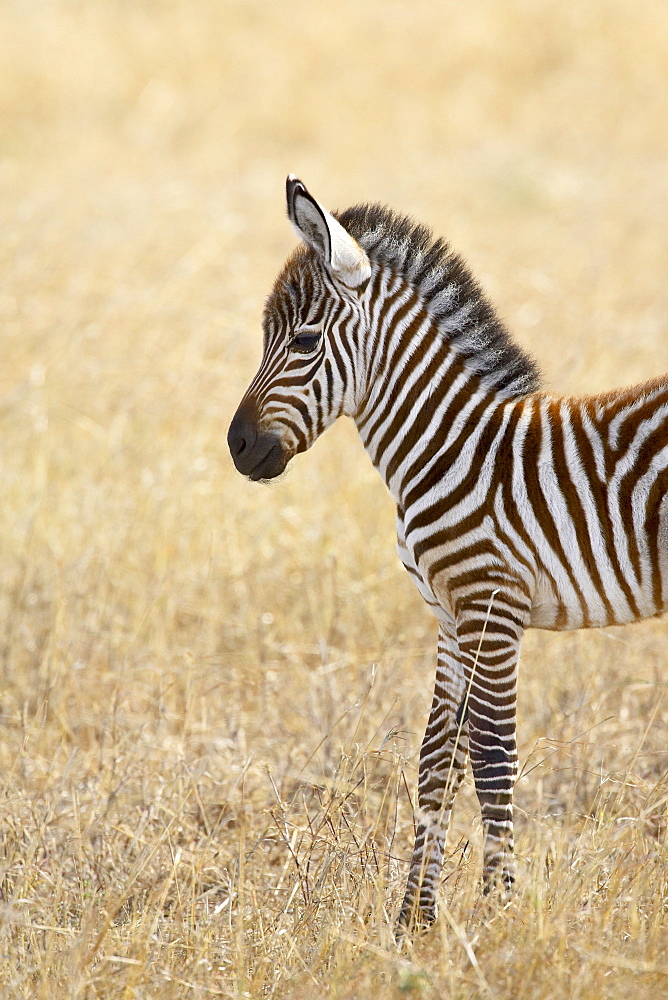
228, 405, 259, 469
229, 427, 247, 458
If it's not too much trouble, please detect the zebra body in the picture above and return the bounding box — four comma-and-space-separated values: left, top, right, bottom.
396, 385, 668, 634
228, 176, 668, 930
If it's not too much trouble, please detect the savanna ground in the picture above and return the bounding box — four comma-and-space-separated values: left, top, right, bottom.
1, 1, 668, 997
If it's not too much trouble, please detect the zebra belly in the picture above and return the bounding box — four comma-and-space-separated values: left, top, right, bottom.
528, 568, 662, 631
398, 515, 666, 633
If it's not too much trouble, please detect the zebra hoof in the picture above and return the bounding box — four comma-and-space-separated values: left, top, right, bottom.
395, 897, 438, 939
482, 869, 515, 898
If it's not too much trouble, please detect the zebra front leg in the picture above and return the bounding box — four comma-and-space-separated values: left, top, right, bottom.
458, 592, 526, 895
397, 624, 470, 931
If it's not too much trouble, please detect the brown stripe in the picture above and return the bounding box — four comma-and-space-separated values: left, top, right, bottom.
378, 332, 454, 476
407, 399, 505, 553
549, 401, 615, 622
616, 428, 662, 582
520, 400, 590, 624
402, 365, 480, 495
356, 288, 422, 440
611, 386, 668, 456
577, 401, 641, 619
643, 463, 668, 611
383, 337, 458, 483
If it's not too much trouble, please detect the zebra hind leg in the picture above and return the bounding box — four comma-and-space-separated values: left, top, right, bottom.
458, 596, 524, 900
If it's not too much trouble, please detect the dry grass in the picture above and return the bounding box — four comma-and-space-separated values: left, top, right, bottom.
1, 1, 668, 996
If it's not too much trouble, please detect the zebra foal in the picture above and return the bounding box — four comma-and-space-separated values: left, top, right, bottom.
228, 176, 668, 931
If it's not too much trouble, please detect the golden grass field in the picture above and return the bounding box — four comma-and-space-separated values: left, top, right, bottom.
2, 1, 668, 996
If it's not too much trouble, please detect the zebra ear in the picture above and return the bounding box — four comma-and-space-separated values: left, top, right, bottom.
286, 175, 371, 290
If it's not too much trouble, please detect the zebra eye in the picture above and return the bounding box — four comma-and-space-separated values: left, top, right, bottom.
290, 329, 322, 354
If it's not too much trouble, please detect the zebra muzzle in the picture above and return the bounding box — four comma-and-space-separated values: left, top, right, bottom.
228, 406, 287, 481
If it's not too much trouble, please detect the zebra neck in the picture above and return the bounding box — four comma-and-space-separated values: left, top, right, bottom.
354, 320, 502, 504
350, 262, 539, 504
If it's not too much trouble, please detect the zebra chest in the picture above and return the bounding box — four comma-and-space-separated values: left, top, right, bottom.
395, 517, 456, 625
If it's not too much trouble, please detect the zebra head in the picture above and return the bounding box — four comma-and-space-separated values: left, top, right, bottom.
228, 176, 371, 481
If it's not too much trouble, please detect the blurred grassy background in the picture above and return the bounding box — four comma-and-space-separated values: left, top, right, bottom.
1, 1, 668, 997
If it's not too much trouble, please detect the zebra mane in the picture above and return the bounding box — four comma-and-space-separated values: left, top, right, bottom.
336, 202, 543, 398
